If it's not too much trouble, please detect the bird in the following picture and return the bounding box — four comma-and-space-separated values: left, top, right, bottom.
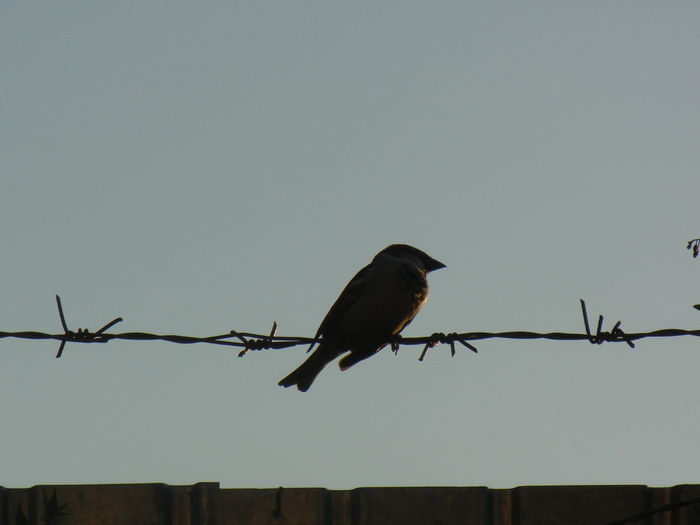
278, 244, 445, 391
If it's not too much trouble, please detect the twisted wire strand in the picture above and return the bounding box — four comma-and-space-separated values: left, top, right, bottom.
1, 296, 699, 359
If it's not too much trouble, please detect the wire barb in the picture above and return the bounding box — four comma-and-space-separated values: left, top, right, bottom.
236, 321, 287, 357
54, 295, 124, 358
418, 332, 479, 361
579, 300, 635, 349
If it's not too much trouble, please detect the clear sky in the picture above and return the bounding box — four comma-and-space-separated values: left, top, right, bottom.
2, 2, 699, 489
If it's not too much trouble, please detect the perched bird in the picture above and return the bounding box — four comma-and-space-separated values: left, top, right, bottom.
279, 244, 445, 391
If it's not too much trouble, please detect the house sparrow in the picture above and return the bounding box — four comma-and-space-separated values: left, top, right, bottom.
278, 244, 445, 391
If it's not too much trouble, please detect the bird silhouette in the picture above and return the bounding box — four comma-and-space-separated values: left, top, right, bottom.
279, 244, 445, 391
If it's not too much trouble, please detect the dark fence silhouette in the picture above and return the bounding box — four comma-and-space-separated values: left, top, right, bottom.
3, 483, 700, 525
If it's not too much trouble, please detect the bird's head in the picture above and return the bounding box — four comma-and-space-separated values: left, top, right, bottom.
376, 244, 446, 272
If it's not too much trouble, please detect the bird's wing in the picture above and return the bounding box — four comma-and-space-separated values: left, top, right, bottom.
314, 263, 372, 340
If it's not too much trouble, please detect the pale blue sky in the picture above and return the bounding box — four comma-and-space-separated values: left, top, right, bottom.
2, 2, 700, 489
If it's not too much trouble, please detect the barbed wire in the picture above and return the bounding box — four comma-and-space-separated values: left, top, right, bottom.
1, 296, 700, 360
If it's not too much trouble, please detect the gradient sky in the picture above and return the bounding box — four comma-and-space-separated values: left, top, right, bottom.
2, 2, 700, 489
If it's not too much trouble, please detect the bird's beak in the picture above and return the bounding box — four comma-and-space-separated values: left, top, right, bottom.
426, 257, 446, 272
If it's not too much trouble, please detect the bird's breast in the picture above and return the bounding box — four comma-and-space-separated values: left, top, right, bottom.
340, 264, 428, 338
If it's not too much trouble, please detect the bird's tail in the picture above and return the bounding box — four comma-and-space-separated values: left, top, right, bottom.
278, 345, 334, 392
